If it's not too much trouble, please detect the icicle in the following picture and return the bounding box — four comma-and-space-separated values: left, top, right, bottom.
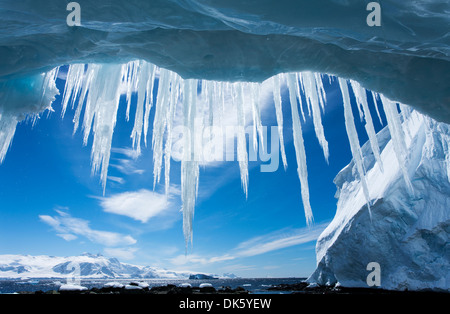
300, 72, 330, 163
89, 64, 125, 193
339, 78, 372, 215
379, 95, 414, 195
297, 73, 311, 117
130, 61, 148, 156
124, 61, 139, 121
0, 115, 18, 164
233, 83, 249, 197
81, 64, 102, 146
164, 72, 181, 195
272, 74, 288, 170
294, 73, 306, 122
250, 82, 264, 153
73, 64, 94, 135
314, 72, 327, 113
371, 91, 384, 126
248, 83, 258, 152
349, 80, 384, 172
181, 79, 200, 249
286, 73, 314, 225
142, 64, 157, 147
205, 80, 214, 129
152, 69, 172, 188
61, 64, 85, 118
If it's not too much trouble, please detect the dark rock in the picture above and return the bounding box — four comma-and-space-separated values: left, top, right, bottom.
268, 282, 309, 291
200, 286, 216, 293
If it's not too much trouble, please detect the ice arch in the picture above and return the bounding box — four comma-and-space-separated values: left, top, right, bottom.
0, 0, 449, 122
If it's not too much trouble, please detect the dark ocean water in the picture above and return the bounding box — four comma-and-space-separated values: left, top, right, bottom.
0, 277, 306, 294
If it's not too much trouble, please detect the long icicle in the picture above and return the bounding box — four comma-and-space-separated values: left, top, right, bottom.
339, 78, 372, 216
287, 73, 314, 225
182, 79, 200, 249
300, 72, 330, 163
164, 72, 181, 195
350, 80, 384, 172
152, 69, 171, 188
234, 83, 249, 197
272, 74, 288, 170
379, 95, 414, 195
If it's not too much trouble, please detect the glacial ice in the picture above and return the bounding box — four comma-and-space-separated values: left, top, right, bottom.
1, 1, 449, 122
308, 109, 450, 290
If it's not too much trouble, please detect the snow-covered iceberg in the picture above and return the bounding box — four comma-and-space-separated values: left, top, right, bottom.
308, 109, 450, 291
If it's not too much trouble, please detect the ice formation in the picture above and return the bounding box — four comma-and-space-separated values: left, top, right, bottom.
0, 57, 418, 246
308, 109, 450, 290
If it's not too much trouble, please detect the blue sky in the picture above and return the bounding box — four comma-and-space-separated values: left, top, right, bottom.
0, 70, 385, 278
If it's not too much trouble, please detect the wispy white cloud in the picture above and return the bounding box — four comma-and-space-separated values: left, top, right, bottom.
168, 222, 328, 267
231, 223, 327, 258
110, 147, 145, 176
39, 209, 137, 247
107, 176, 125, 184
99, 188, 179, 223
56, 233, 78, 241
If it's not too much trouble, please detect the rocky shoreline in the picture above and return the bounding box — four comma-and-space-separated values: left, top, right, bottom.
16, 282, 249, 295
14, 280, 449, 295
267, 282, 449, 295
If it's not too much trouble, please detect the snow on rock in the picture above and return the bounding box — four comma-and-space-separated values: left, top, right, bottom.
125, 284, 143, 290
103, 282, 124, 289
308, 108, 450, 291
59, 284, 88, 292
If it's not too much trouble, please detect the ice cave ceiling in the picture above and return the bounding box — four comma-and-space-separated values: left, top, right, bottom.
1, 0, 449, 123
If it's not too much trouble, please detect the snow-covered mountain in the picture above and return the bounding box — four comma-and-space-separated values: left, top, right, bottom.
308, 109, 450, 291
0, 253, 194, 279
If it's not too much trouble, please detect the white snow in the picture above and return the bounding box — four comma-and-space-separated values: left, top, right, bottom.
104, 282, 124, 289
125, 284, 143, 290
59, 284, 88, 292
0, 253, 192, 279
199, 283, 213, 288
